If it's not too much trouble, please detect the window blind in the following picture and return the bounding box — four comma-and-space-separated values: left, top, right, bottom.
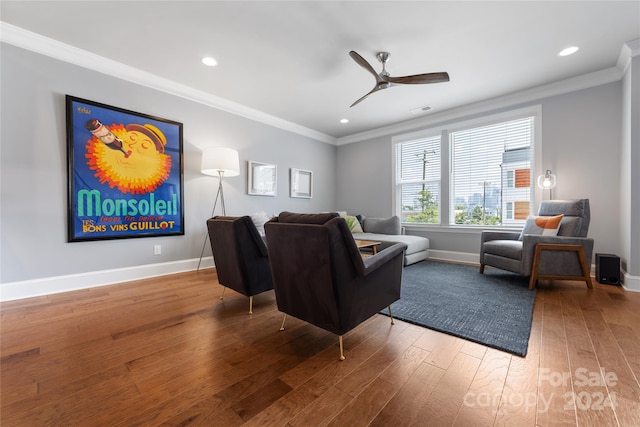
449, 117, 534, 226
395, 136, 441, 224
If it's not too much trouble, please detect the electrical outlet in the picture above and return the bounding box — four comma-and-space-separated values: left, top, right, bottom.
154, 245, 161, 255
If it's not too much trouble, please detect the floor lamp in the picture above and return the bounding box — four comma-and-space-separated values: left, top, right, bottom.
197, 146, 240, 270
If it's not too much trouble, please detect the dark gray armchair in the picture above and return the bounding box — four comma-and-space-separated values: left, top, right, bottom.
479, 199, 594, 289
264, 212, 407, 360
207, 216, 273, 313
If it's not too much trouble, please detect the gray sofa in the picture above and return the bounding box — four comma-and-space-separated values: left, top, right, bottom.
351, 215, 429, 266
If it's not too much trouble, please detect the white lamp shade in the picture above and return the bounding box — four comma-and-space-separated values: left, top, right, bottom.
536, 170, 557, 189
201, 146, 240, 177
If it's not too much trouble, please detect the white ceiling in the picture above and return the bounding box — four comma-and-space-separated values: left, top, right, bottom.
1, 1, 639, 141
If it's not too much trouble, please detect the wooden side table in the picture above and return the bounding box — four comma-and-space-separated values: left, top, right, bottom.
529, 243, 593, 290
354, 239, 381, 256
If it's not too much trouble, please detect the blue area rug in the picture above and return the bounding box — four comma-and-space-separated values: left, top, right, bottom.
381, 260, 536, 357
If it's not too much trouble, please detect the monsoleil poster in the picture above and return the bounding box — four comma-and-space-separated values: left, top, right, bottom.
66, 96, 184, 242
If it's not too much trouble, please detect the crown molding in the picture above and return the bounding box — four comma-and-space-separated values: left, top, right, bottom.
337, 66, 623, 145
2, 21, 630, 147
0, 22, 337, 145
617, 38, 640, 73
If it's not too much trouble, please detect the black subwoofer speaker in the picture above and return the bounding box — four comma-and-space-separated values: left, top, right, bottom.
596, 253, 620, 285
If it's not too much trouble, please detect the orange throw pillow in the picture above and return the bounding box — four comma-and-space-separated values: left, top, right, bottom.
519, 214, 564, 240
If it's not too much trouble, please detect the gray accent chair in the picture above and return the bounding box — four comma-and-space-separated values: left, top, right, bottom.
207, 216, 273, 314
479, 199, 594, 289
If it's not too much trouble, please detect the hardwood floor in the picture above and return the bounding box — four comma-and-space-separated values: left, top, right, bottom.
2, 264, 640, 426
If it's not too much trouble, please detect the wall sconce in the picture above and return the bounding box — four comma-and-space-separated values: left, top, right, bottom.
536, 169, 557, 199
198, 146, 240, 270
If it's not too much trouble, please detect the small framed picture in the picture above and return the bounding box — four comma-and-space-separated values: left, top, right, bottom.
290, 168, 312, 198
247, 161, 277, 196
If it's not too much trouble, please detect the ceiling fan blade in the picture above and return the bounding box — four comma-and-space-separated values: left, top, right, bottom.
349, 51, 386, 84
387, 72, 450, 85
350, 85, 384, 108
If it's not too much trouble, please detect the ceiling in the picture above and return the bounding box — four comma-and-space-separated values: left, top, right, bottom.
1, 1, 639, 141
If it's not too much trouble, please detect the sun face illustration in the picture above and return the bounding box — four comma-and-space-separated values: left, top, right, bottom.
85, 123, 172, 194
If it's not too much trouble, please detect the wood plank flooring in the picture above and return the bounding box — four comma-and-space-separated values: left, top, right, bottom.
2, 264, 640, 426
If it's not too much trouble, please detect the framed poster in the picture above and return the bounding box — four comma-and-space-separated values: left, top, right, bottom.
66, 95, 184, 242
290, 168, 312, 198
247, 161, 277, 196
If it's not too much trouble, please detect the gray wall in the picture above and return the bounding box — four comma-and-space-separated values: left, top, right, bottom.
337, 82, 624, 261
336, 135, 394, 218
0, 43, 336, 284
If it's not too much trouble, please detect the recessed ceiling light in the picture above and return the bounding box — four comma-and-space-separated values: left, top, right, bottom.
201, 56, 218, 66
558, 46, 579, 57
340, 118, 349, 124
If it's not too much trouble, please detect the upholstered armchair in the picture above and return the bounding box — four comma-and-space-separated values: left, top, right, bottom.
480, 199, 594, 289
207, 216, 273, 313
264, 212, 407, 360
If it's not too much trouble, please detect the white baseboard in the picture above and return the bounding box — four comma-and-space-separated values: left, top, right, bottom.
0, 257, 215, 302
427, 250, 480, 265
622, 271, 640, 292
3, 251, 639, 301
7, 252, 469, 302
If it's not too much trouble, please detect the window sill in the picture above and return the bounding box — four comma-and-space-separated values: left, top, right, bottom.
402, 223, 522, 234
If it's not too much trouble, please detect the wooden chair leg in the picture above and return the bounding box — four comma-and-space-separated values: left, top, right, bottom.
338, 336, 345, 361
529, 245, 542, 290
279, 314, 287, 331
577, 248, 594, 289
220, 286, 226, 300
529, 243, 593, 290
479, 264, 485, 274
248, 296, 253, 314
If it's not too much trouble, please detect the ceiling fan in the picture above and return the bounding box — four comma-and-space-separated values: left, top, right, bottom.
348, 51, 450, 107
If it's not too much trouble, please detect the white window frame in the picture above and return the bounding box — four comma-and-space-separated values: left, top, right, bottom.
392, 105, 542, 230
392, 129, 443, 225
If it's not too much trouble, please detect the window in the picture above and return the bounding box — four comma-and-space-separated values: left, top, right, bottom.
395, 136, 441, 224
394, 109, 537, 227
450, 117, 534, 226
506, 170, 514, 188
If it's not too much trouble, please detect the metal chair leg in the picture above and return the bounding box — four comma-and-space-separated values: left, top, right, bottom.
388, 305, 395, 325
279, 314, 287, 331
249, 296, 253, 315
339, 335, 345, 361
